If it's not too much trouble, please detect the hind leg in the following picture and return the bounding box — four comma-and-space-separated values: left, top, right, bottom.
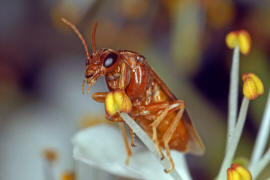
149, 101, 184, 160
151, 107, 170, 159
162, 101, 185, 173
138, 102, 170, 159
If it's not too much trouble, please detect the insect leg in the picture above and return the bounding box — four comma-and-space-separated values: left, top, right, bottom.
147, 101, 182, 160
91, 92, 108, 103
120, 121, 132, 165
163, 101, 185, 173
128, 126, 136, 147
151, 107, 170, 159
82, 78, 86, 94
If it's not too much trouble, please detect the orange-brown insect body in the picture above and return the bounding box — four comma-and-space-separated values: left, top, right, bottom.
102, 50, 199, 152
61, 18, 204, 172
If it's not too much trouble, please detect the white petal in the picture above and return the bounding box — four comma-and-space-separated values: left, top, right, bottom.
128, 151, 191, 180
73, 125, 143, 179
0, 104, 75, 180
73, 124, 191, 180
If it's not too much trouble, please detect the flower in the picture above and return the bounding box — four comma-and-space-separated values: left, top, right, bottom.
225, 30, 251, 55
227, 163, 252, 180
242, 73, 264, 100
72, 124, 191, 180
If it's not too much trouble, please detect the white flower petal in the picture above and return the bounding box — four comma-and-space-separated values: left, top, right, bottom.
128, 151, 190, 180
73, 125, 143, 179
0, 104, 75, 180
73, 124, 191, 180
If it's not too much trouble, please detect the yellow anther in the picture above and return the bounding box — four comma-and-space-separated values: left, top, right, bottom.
238, 31, 251, 55
61, 171, 75, 180
242, 73, 264, 100
105, 90, 132, 116
226, 32, 238, 49
225, 30, 251, 55
227, 163, 252, 180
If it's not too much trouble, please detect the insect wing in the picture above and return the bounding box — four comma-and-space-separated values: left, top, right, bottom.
183, 111, 205, 155
146, 62, 205, 155
145, 63, 177, 100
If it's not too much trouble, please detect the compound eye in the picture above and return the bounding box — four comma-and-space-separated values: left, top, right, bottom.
103, 52, 118, 68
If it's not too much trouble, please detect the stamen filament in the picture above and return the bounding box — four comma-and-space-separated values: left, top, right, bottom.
250, 148, 270, 179
226, 45, 240, 153
217, 97, 249, 180
249, 91, 270, 167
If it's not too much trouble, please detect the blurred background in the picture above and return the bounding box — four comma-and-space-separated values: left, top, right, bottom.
1, 0, 270, 179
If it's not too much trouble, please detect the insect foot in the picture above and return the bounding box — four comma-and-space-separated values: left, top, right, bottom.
105, 90, 132, 116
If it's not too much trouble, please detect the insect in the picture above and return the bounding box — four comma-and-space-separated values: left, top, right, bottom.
61, 18, 205, 173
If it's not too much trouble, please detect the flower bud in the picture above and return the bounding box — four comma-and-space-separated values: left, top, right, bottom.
227, 163, 252, 180
105, 90, 132, 116
226, 30, 251, 55
242, 73, 264, 100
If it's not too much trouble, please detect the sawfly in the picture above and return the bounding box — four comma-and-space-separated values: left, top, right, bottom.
61, 18, 205, 173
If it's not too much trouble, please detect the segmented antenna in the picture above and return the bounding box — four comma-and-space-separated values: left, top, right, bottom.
61, 18, 91, 60
91, 22, 98, 54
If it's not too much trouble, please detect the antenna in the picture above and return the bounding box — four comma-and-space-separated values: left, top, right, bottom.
91, 22, 98, 54
61, 18, 91, 60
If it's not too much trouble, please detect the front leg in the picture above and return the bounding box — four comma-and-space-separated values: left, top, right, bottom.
92, 92, 108, 103
92, 91, 135, 160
